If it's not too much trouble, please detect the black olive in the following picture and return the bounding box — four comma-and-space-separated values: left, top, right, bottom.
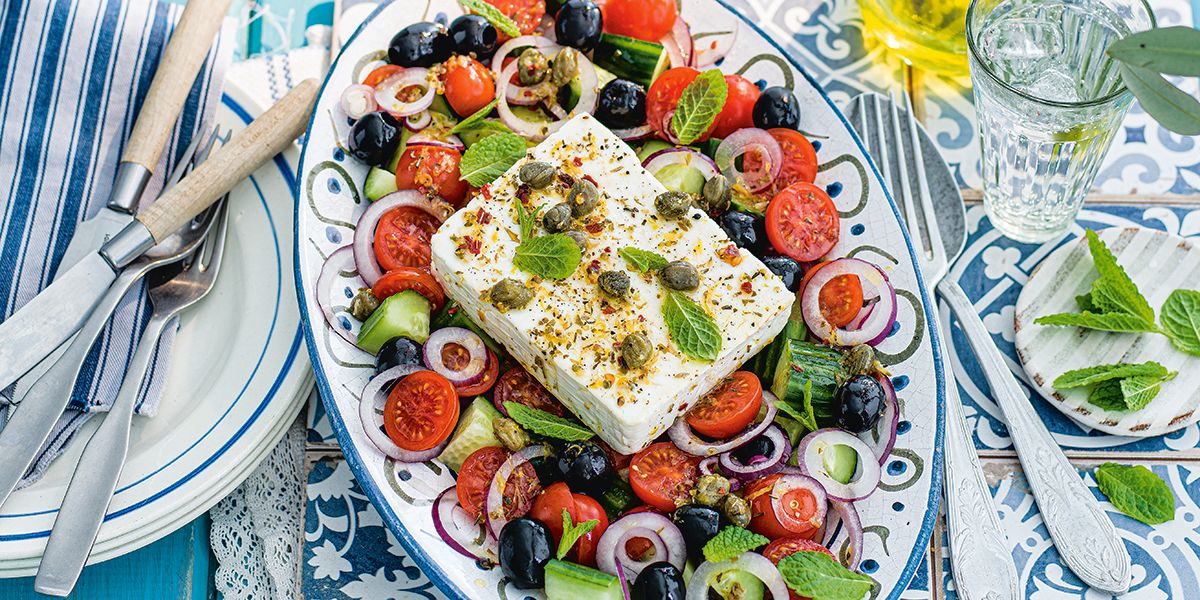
731, 433, 775, 465
447, 14, 498, 59
717, 211, 769, 256
553, 441, 614, 498
835, 374, 887, 433
348, 111, 402, 167
375, 337, 423, 375
595, 79, 647, 130
554, 0, 604, 51
388, 22, 452, 67
498, 518, 554, 589
753, 86, 801, 130
672, 505, 724, 564
632, 561, 686, 600
762, 255, 803, 292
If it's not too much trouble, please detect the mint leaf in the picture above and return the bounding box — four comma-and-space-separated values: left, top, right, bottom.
777, 551, 874, 600
702, 526, 769, 563
1085, 230, 1155, 322
504, 401, 594, 441
1088, 381, 1129, 411
449, 98, 499, 134
513, 198, 545, 242
662, 291, 722, 362
514, 234, 582, 280
1034, 311, 1158, 333
1052, 361, 1171, 389
670, 70, 728, 145
619, 247, 668, 273
1107, 26, 1200, 77
776, 387, 818, 432
458, 0, 521, 37
557, 509, 600, 560
459, 132, 526, 186
1160, 289, 1200, 356
1117, 62, 1200, 136
1120, 373, 1176, 410
1095, 462, 1175, 525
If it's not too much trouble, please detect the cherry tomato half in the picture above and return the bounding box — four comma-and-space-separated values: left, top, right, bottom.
373, 206, 442, 270
766, 182, 840, 262
454, 349, 500, 397
760, 128, 819, 198
798, 262, 864, 328
711, 75, 761, 139
443, 57, 495, 117
529, 483, 610, 566
646, 67, 717, 143
383, 370, 460, 451
395, 145, 470, 208
371, 266, 446, 310
685, 371, 763, 439
602, 0, 678, 42
764, 538, 835, 600
494, 366, 567, 417
743, 473, 824, 540
629, 442, 701, 511
457, 446, 510, 519
362, 64, 403, 87
482, 0, 544, 40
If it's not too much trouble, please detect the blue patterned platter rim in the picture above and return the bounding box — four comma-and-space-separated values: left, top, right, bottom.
293, 0, 945, 597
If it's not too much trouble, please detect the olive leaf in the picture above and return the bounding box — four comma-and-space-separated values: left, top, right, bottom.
1116, 63, 1200, 136
1107, 26, 1200, 77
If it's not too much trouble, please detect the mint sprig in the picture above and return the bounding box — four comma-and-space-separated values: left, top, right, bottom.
514, 234, 581, 280
777, 551, 874, 600
557, 509, 600, 560
1095, 462, 1175, 525
458, 0, 521, 38
1052, 361, 1171, 388
662, 290, 722, 362
619, 247, 668, 273
1160, 289, 1200, 356
670, 70, 728, 145
504, 401, 594, 441
459, 132, 526, 186
1036, 230, 1159, 333
1053, 361, 1177, 412
702, 526, 769, 563
514, 198, 545, 242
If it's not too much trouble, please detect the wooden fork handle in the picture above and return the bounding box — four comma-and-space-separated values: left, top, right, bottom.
137, 79, 319, 243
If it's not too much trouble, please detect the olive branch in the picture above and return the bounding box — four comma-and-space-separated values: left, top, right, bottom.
1106, 26, 1200, 135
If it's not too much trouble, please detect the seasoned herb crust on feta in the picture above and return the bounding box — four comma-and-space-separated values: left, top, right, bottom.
430, 114, 793, 454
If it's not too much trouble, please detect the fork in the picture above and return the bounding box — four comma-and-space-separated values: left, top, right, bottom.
854, 92, 1131, 596
33, 198, 231, 597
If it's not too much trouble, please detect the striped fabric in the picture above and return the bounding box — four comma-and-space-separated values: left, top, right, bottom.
0, 0, 230, 486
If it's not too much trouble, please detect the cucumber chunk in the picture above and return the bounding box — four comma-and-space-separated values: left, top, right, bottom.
357, 290, 431, 353
652, 163, 706, 195
544, 560, 623, 600
771, 340, 846, 430
592, 33, 667, 88
709, 567, 766, 600
439, 397, 503, 470
364, 167, 398, 201
823, 443, 860, 485
636, 140, 672, 162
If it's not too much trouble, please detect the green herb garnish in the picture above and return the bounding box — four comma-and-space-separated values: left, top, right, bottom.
1052, 361, 1172, 388
1036, 230, 1159, 333
1160, 289, 1200, 356
662, 290, 722, 362
504, 402, 593, 441
1095, 462, 1175, 525
513, 234, 582, 280
457, 0, 521, 37
449, 98, 499, 134
458, 132, 526, 186
1053, 361, 1177, 412
776, 551, 874, 600
702, 526, 769, 563
619, 247, 668, 273
513, 198, 545, 242
669, 69, 728, 145
557, 509, 600, 559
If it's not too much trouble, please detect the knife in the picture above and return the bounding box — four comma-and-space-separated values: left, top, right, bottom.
0, 79, 319, 508
0, 0, 232, 392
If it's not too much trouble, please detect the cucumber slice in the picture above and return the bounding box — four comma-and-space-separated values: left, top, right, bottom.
431, 300, 504, 357
438, 397, 503, 470
652, 163, 706, 195
511, 105, 551, 123
592, 33, 667, 88
771, 340, 846, 430
357, 290, 431, 353
709, 567, 766, 600
544, 560, 623, 600
364, 166, 398, 201
429, 94, 455, 118
636, 140, 672, 162
598, 478, 639, 519
823, 443, 859, 485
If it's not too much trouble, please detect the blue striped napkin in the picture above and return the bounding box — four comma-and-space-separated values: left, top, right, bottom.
0, 0, 231, 486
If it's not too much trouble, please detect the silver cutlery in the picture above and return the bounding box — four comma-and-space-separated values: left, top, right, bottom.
0, 0, 233, 390
852, 92, 1131, 595
35, 198, 230, 597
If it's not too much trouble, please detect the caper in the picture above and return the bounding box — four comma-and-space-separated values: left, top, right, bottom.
567, 179, 599, 217
700, 176, 732, 213
488, 278, 533, 311
494, 417, 531, 452
550, 48, 579, 87
660, 261, 700, 291
348, 288, 380, 321
519, 161, 557, 189
542, 202, 572, 232
598, 270, 630, 298
516, 48, 549, 85
620, 332, 654, 369
843, 344, 881, 376
722, 493, 752, 528
692, 473, 732, 507
565, 230, 588, 250
654, 190, 691, 220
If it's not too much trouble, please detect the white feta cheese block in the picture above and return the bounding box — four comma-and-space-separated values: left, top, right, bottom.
430, 114, 793, 454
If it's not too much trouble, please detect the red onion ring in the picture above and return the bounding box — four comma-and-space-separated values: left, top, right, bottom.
485, 444, 551, 536
358, 365, 449, 462
352, 190, 452, 286
433, 486, 498, 561
717, 425, 791, 482
692, 22, 739, 68
404, 110, 432, 131
495, 52, 599, 141
714, 128, 783, 193
612, 124, 654, 140
801, 258, 897, 347
615, 557, 632, 600
845, 299, 876, 331
664, 17, 693, 68
375, 68, 435, 117
340, 84, 378, 120
642, 147, 722, 181
686, 552, 790, 600
407, 132, 466, 151
596, 512, 686, 580
821, 499, 864, 571
668, 390, 779, 456
858, 374, 900, 465
767, 473, 829, 537
316, 246, 362, 346
797, 428, 881, 501
423, 327, 488, 386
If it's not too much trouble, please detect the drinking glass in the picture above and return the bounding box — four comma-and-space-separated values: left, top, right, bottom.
966, 0, 1154, 242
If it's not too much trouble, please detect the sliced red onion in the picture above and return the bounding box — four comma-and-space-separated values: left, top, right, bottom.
352, 190, 452, 286
669, 17, 694, 67
821, 500, 864, 571
858, 375, 899, 465
376, 68, 435, 117
340, 84, 378, 120
642, 147, 721, 181
801, 258, 897, 347
658, 109, 680, 144
407, 131, 466, 151
718, 425, 791, 482
714, 128, 783, 193
797, 429, 881, 501
423, 327, 488, 386
687, 552, 790, 600
596, 512, 686, 581
358, 365, 448, 462
316, 246, 361, 346
404, 110, 432, 131
845, 299, 876, 331
768, 473, 829, 536
495, 51, 599, 142
612, 124, 654, 140
668, 391, 778, 457
692, 23, 739, 68
485, 444, 551, 537
433, 486, 498, 561
615, 557, 632, 600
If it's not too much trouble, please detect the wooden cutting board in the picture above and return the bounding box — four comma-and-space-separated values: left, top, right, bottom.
1014, 227, 1200, 437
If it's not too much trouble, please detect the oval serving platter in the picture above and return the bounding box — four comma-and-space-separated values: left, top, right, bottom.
294, 1, 945, 597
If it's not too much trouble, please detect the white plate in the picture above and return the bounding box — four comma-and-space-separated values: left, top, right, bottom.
0, 82, 312, 577
1015, 227, 1200, 437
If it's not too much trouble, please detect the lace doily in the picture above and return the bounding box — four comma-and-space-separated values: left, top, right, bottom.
211, 420, 306, 599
